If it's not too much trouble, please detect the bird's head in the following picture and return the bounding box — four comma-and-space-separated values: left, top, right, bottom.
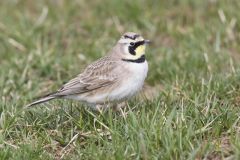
117, 32, 150, 61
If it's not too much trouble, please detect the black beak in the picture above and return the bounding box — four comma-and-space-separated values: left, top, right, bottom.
144, 39, 151, 44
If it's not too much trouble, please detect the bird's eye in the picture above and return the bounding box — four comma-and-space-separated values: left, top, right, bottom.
130, 42, 135, 46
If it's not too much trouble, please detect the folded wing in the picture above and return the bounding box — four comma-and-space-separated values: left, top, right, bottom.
54, 57, 119, 97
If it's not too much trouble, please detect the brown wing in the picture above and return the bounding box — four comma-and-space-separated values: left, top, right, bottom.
53, 56, 119, 97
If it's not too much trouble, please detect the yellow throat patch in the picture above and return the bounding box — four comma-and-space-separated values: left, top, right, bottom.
135, 44, 146, 58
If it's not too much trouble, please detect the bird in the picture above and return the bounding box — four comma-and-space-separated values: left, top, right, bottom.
26, 32, 150, 110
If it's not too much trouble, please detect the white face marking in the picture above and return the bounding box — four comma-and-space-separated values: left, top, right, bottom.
118, 36, 144, 44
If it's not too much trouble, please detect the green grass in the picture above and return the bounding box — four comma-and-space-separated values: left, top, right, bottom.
1, 0, 240, 159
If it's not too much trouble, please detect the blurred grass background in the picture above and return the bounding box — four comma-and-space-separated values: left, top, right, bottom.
1, 0, 240, 159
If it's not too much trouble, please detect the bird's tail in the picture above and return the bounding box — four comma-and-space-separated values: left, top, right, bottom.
26, 95, 56, 107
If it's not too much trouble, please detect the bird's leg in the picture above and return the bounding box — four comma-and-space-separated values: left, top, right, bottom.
95, 104, 104, 113
114, 101, 129, 119
112, 101, 127, 111
95, 103, 111, 113
96, 102, 128, 115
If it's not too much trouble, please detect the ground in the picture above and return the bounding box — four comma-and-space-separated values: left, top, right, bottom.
0, 0, 240, 159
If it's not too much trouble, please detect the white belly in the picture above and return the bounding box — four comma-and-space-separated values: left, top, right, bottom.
108, 61, 148, 101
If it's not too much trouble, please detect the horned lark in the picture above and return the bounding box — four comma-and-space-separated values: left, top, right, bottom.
27, 32, 150, 110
